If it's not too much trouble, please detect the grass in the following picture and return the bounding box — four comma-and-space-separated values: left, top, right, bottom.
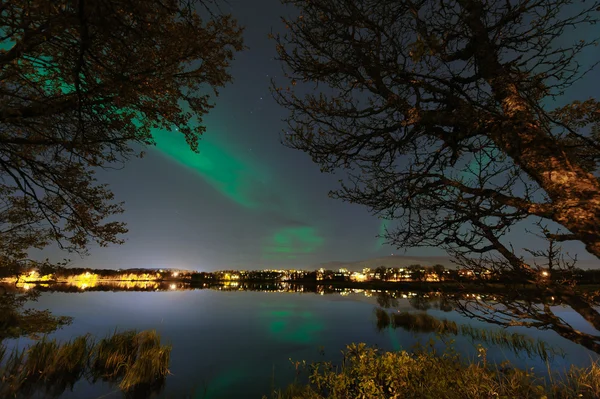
269, 342, 600, 399
2, 323, 594, 399
92, 329, 139, 379
0, 329, 171, 397
117, 330, 171, 392
376, 310, 564, 362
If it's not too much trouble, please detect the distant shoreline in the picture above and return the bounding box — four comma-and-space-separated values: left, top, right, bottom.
6, 278, 600, 293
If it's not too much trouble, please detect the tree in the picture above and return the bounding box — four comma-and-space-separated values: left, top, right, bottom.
432, 264, 445, 279
0, 0, 243, 341
0, 0, 243, 264
407, 264, 425, 281
374, 265, 387, 280
273, 0, 600, 352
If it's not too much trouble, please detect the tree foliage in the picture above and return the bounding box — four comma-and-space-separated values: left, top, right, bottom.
0, 0, 243, 262
272, 0, 600, 352
275, 342, 600, 399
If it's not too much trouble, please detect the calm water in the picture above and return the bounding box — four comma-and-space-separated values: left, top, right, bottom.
6, 285, 599, 398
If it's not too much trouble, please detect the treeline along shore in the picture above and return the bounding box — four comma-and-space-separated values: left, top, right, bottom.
3, 264, 600, 294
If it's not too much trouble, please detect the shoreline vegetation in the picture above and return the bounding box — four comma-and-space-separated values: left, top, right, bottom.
268, 343, 600, 399
374, 310, 564, 362
3, 328, 598, 398
3, 265, 600, 292
4, 279, 600, 294
0, 329, 171, 398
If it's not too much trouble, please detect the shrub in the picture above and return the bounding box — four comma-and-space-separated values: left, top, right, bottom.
271, 342, 600, 399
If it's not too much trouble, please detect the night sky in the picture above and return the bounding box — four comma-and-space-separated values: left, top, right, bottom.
48, 0, 599, 271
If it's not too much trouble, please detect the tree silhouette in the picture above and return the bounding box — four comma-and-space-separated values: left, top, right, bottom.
273, 0, 600, 353
0, 0, 243, 341
433, 264, 445, 279
0, 0, 243, 264
407, 264, 425, 281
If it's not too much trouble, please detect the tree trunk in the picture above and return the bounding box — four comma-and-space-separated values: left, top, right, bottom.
461, 0, 600, 259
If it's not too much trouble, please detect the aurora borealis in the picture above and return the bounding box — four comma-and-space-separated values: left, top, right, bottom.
152, 128, 269, 210
61, 0, 431, 271
49, 0, 598, 271
151, 126, 326, 263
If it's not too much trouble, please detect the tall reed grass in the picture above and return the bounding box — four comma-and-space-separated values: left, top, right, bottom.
0, 329, 171, 397
377, 309, 563, 361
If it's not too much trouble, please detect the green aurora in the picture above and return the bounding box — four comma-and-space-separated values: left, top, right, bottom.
263, 226, 324, 260
259, 302, 324, 345
1, 31, 382, 262
152, 127, 325, 261
153, 129, 265, 209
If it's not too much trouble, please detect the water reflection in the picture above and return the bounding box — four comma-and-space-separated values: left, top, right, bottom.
3, 281, 599, 399
0, 281, 488, 307
4, 281, 599, 357
373, 307, 564, 362
3, 280, 591, 309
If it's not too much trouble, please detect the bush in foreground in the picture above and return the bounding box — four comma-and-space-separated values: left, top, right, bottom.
270, 343, 600, 399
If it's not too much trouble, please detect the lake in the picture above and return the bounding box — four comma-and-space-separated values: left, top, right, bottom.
4, 283, 599, 398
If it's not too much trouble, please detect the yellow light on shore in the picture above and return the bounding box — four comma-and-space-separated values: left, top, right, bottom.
351, 272, 367, 282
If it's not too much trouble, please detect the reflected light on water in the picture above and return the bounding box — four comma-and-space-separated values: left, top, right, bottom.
2, 280, 580, 314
